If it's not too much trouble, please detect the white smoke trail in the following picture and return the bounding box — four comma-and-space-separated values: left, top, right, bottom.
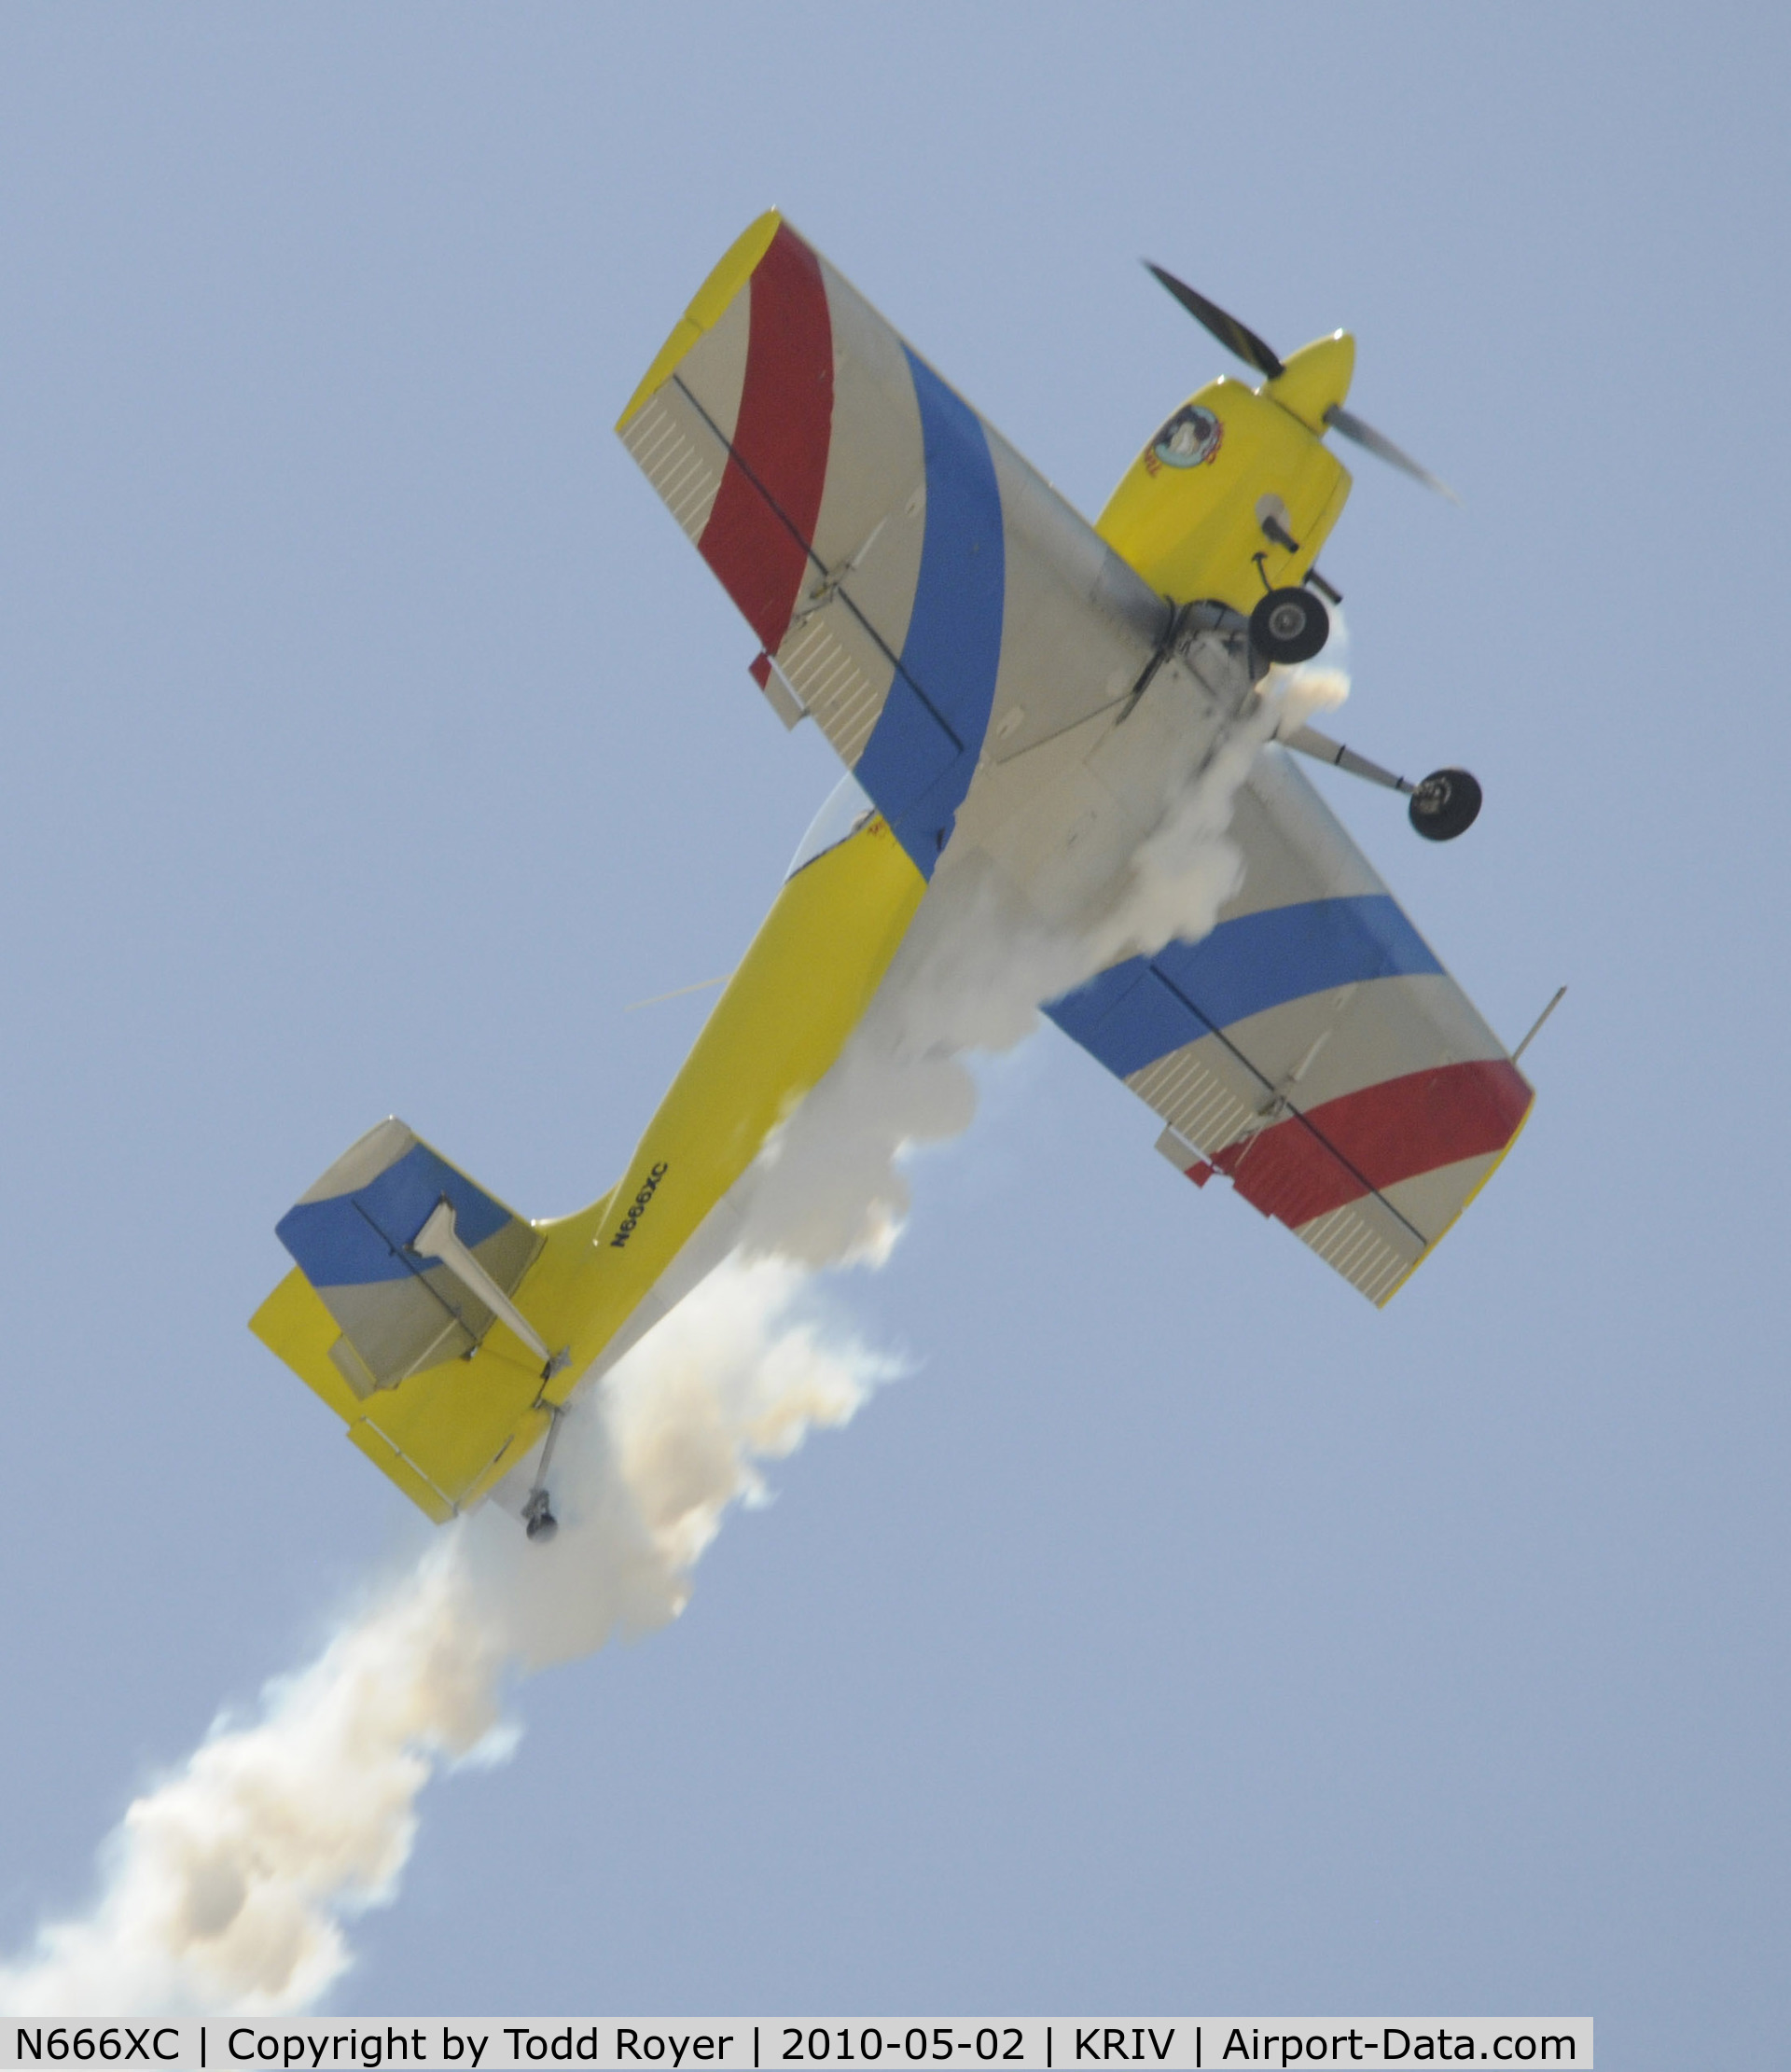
0, 1549, 507, 2016
0, 1261, 891, 2016
742, 661, 1347, 1264
0, 657, 1342, 2015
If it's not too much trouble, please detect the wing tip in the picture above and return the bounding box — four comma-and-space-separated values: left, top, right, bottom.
1369, 1087, 1538, 1306
616, 208, 787, 432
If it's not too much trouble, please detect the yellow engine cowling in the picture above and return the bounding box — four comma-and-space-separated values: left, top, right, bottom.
1096, 334, 1358, 615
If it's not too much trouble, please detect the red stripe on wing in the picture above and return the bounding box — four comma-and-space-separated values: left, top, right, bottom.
1214, 1059, 1534, 1231
698, 223, 833, 653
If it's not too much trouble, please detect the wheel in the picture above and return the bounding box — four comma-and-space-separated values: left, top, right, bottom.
1249, 587, 1330, 665
1409, 768, 1482, 841
525, 1506, 559, 1544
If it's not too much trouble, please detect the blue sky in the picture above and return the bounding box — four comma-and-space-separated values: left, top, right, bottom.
1, 4, 1785, 2058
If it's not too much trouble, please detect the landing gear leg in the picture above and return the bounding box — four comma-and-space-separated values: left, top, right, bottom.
522, 1401, 569, 1545
1277, 725, 1485, 842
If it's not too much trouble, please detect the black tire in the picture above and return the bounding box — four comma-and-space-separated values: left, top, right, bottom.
526, 1507, 559, 1544
1249, 587, 1330, 665
1409, 768, 1482, 841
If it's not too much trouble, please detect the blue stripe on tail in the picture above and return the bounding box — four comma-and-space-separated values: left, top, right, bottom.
277, 1142, 513, 1289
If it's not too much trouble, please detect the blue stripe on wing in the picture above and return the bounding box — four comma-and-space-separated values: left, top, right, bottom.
1046, 895, 1443, 1078
854, 350, 1006, 877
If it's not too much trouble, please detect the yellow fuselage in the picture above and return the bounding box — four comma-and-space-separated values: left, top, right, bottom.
254, 814, 924, 1518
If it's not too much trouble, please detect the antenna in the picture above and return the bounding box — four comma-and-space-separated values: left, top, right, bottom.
1512, 986, 1568, 1064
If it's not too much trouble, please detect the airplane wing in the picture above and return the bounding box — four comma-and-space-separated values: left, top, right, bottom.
620, 214, 1534, 1303
617, 210, 1173, 883
1046, 746, 1534, 1304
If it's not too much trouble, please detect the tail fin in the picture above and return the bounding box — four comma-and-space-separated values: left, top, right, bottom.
273, 1117, 542, 1395
254, 1119, 562, 1521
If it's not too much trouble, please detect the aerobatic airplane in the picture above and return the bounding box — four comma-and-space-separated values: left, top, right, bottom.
253, 213, 1540, 1540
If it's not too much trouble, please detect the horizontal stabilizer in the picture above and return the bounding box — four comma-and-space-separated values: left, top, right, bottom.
275, 1117, 543, 1394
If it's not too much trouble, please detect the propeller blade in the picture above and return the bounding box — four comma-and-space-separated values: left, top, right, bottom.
1325, 405, 1460, 504
1144, 262, 1284, 380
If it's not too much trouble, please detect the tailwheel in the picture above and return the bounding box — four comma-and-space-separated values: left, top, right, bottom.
1249, 587, 1330, 665
521, 1398, 568, 1545
1409, 768, 1482, 841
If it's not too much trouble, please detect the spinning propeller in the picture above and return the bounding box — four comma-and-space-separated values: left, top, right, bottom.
1144, 262, 1459, 503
